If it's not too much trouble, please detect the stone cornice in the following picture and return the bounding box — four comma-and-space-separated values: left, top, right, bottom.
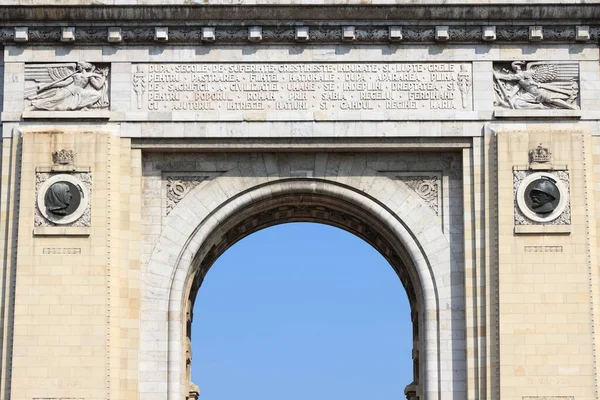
0, 4, 599, 23
0, 25, 598, 45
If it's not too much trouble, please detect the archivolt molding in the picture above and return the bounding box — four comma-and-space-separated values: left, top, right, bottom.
163, 178, 442, 399
140, 153, 466, 400
189, 193, 421, 308
140, 166, 461, 400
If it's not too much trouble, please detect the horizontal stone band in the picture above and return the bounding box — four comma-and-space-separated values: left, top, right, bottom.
0, 4, 599, 22
1, 25, 598, 44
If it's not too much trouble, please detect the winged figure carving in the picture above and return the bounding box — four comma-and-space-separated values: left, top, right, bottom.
493, 61, 579, 110
25, 62, 109, 111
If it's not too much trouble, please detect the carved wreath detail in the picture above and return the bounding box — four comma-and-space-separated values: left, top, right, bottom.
166, 176, 207, 215
396, 175, 440, 216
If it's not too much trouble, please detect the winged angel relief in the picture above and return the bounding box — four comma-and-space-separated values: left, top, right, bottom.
25, 62, 109, 111
493, 61, 579, 110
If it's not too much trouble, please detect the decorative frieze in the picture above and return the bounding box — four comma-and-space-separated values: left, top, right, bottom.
0, 25, 597, 45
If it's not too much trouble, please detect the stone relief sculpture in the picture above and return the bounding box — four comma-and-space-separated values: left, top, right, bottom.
52, 149, 77, 166
525, 179, 561, 214
493, 61, 579, 110
132, 65, 146, 109
166, 176, 207, 215
36, 172, 91, 227
529, 143, 551, 164
457, 64, 471, 109
25, 62, 109, 111
44, 182, 74, 216
514, 170, 570, 225
395, 175, 440, 216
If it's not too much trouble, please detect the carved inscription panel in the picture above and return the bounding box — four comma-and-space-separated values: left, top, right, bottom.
131, 63, 472, 119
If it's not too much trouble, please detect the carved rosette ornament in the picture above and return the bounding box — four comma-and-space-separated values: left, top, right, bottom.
25, 62, 109, 111
166, 176, 207, 215
35, 172, 92, 227
513, 170, 570, 225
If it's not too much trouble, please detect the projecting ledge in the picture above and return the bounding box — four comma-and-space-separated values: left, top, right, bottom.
33, 227, 91, 237
514, 225, 571, 235
494, 110, 582, 118
22, 110, 110, 119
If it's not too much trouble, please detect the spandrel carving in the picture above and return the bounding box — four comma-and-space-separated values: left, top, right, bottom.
166, 176, 208, 215
396, 175, 441, 216
493, 61, 579, 110
25, 62, 109, 111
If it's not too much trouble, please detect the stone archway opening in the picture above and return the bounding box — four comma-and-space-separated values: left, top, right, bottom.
180, 190, 426, 400
187, 222, 414, 399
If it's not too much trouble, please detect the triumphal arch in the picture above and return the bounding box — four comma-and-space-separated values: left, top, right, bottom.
0, 2, 599, 400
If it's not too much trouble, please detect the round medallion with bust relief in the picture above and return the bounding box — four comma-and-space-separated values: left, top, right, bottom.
516, 172, 568, 223
37, 174, 88, 225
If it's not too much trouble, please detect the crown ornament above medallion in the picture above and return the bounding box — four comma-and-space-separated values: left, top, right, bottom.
529, 144, 551, 164
52, 149, 76, 166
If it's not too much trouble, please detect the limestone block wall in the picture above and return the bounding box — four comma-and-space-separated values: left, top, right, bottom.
2, 129, 142, 400
495, 128, 599, 400
0, 49, 4, 117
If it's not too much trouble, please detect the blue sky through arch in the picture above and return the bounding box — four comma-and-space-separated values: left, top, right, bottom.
191, 222, 413, 400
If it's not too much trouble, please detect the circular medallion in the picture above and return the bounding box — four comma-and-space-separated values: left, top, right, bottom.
37, 174, 88, 225
516, 172, 568, 223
